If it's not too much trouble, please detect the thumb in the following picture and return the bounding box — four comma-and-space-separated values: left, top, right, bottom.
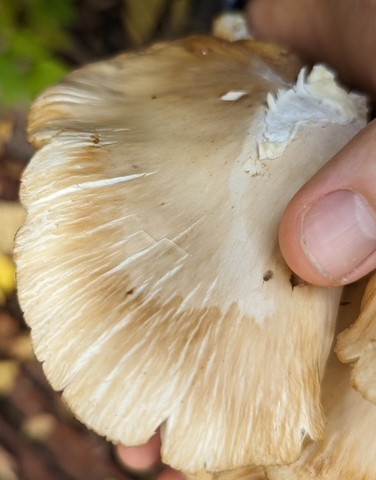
279, 120, 376, 287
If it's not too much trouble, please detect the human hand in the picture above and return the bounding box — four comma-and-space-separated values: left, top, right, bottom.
248, 0, 376, 286
117, 1, 376, 476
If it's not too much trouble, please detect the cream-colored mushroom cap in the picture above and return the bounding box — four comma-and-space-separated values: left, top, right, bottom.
15, 36, 367, 473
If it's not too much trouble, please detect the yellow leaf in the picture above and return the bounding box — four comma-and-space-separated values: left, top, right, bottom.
0, 360, 19, 395
0, 254, 16, 303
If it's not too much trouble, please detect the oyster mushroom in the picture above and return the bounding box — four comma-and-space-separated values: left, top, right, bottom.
336, 271, 376, 403
266, 279, 376, 480
15, 36, 367, 475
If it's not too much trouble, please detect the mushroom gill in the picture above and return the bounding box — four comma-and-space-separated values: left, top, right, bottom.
267, 279, 376, 480
336, 271, 376, 403
15, 36, 367, 474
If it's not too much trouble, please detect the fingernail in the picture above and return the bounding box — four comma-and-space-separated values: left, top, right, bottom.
302, 190, 376, 280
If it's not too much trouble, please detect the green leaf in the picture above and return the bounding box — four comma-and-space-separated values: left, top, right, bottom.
0, 55, 32, 106
28, 57, 68, 97
0, 0, 75, 107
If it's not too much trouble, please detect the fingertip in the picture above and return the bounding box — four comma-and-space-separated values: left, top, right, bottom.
116, 433, 161, 472
280, 195, 376, 288
279, 122, 376, 287
279, 199, 337, 287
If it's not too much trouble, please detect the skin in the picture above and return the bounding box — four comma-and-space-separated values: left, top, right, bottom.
117, 0, 376, 476
248, 0, 376, 286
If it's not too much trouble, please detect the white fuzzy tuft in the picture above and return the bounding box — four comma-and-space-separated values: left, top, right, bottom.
258, 65, 368, 160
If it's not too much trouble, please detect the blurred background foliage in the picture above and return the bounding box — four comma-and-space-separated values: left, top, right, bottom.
0, 0, 246, 108
0, 0, 75, 106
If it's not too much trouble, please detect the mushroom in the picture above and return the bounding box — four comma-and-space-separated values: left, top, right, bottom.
336, 271, 376, 403
266, 278, 376, 480
15, 36, 368, 476
212, 12, 252, 42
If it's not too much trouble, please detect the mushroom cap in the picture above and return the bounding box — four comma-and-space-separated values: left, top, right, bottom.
15, 37, 367, 473
336, 272, 376, 403
267, 280, 376, 480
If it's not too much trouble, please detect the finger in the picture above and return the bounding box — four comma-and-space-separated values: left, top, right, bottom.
247, 0, 376, 95
116, 432, 161, 471
157, 468, 186, 480
246, 0, 324, 57
279, 119, 376, 287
